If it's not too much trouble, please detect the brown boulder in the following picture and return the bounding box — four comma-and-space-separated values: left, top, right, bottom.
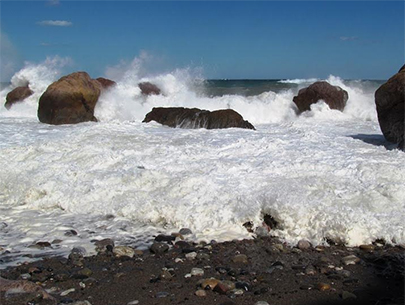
375, 67, 404, 150
293, 81, 348, 113
142, 107, 255, 130
38, 72, 102, 125
96, 77, 116, 90
138, 82, 161, 96
4, 86, 33, 110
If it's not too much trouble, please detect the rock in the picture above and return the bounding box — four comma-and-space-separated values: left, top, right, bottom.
375, 67, 405, 149
341, 291, 357, 300
235, 281, 251, 291
154, 234, 175, 243
293, 81, 348, 113
255, 302, 270, 305
297, 239, 312, 250
232, 254, 248, 264
74, 268, 93, 279
35, 241, 52, 248
213, 282, 230, 295
305, 265, 316, 275
127, 301, 139, 305
68, 247, 86, 266
201, 278, 220, 290
143, 107, 255, 130
179, 228, 192, 235
185, 251, 197, 260
191, 268, 204, 276
195, 289, 207, 297
64, 229, 78, 237
4, 85, 33, 109
342, 255, 360, 265
156, 291, 169, 298
317, 282, 331, 291
221, 280, 236, 291
96, 77, 116, 90
139, 82, 161, 95
94, 238, 115, 253
113, 246, 135, 258
159, 270, 173, 280
359, 244, 375, 252
150, 242, 169, 254
38, 71, 102, 125
71, 301, 92, 305
60, 288, 75, 296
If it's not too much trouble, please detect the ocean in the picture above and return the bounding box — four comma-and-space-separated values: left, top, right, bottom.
0, 60, 404, 269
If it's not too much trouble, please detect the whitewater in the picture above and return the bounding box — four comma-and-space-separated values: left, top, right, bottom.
0, 57, 404, 268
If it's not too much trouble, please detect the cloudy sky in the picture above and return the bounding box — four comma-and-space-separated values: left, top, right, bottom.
0, 0, 404, 81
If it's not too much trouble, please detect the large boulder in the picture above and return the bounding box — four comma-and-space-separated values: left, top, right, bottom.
38, 72, 102, 125
4, 85, 33, 110
143, 107, 255, 130
96, 77, 116, 90
293, 81, 348, 113
138, 82, 161, 96
375, 67, 404, 150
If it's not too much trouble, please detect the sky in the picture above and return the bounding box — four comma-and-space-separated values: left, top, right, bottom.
0, 0, 404, 81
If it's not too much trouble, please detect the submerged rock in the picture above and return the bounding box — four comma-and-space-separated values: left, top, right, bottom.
293, 81, 348, 113
139, 82, 161, 96
375, 66, 405, 150
38, 71, 102, 125
4, 85, 33, 110
143, 107, 255, 130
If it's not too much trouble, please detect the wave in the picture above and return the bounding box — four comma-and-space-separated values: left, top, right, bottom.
1, 56, 381, 124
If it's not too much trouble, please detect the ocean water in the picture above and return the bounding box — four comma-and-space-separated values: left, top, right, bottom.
0, 59, 404, 268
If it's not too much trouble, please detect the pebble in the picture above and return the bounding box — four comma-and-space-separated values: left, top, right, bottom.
196, 253, 210, 260
231, 289, 244, 295
221, 280, 236, 291
36, 241, 52, 248
150, 242, 169, 254
359, 244, 375, 252
127, 301, 139, 305
341, 291, 357, 300
232, 254, 248, 264
20, 273, 31, 280
317, 283, 331, 291
113, 246, 135, 258
60, 288, 75, 296
155, 234, 175, 243
297, 239, 312, 250
235, 281, 251, 291
342, 255, 361, 265
156, 291, 169, 298
94, 238, 114, 253
179, 228, 192, 235
255, 302, 270, 305
64, 229, 78, 237
71, 301, 92, 305
195, 289, 207, 297
159, 270, 173, 280
185, 252, 197, 260
191, 268, 204, 276
213, 282, 230, 295
201, 278, 220, 289
74, 268, 93, 279
305, 265, 316, 275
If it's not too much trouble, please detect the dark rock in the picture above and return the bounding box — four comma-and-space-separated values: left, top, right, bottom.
64, 230, 78, 237
375, 67, 405, 149
179, 228, 192, 235
139, 82, 161, 95
4, 85, 33, 109
96, 77, 116, 90
154, 234, 175, 243
94, 238, 115, 253
38, 71, 102, 125
150, 242, 169, 254
293, 81, 348, 113
143, 107, 255, 130
213, 282, 229, 295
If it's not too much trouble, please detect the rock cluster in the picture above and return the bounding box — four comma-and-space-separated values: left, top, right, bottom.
143, 107, 255, 130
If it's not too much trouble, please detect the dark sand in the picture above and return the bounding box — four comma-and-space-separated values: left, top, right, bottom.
1, 236, 404, 305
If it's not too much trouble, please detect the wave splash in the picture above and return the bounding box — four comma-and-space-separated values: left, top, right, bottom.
1, 55, 381, 124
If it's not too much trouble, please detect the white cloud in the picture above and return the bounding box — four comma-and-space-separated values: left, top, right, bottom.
340, 36, 358, 41
37, 20, 73, 27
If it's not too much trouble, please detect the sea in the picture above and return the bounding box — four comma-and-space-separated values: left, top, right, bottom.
0, 59, 404, 269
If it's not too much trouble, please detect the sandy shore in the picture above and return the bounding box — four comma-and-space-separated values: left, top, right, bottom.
1, 236, 404, 305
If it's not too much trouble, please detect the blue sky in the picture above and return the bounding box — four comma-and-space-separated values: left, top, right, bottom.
0, 1, 404, 81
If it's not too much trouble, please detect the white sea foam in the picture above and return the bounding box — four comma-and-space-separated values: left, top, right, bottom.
0, 58, 403, 269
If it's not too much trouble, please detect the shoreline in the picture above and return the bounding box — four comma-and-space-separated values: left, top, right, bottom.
1, 235, 404, 305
